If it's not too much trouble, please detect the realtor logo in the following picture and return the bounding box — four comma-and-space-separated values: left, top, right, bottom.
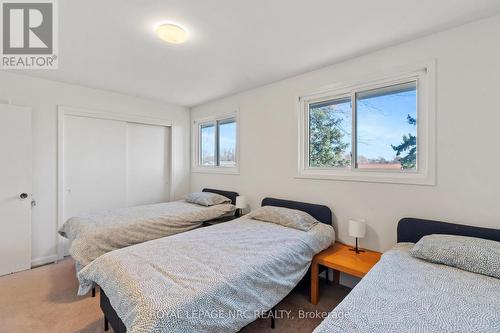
1, 0, 58, 69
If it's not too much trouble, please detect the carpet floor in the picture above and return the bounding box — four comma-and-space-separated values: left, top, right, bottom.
0, 258, 350, 333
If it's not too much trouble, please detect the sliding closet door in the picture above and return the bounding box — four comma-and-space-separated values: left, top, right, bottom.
64, 115, 127, 218
126, 123, 170, 206
62, 113, 172, 253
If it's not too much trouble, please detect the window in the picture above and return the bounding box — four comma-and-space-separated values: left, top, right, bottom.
200, 123, 216, 166
193, 113, 238, 173
218, 119, 237, 167
299, 64, 435, 185
356, 82, 417, 170
309, 97, 352, 168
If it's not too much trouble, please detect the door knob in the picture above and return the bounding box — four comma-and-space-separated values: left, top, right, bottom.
20, 193, 28, 199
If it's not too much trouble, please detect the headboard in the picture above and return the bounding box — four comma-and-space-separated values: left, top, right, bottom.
261, 197, 332, 225
202, 188, 239, 205
397, 218, 500, 243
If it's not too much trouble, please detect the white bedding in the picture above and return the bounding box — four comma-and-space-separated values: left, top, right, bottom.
77, 217, 334, 333
58, 200, 235, 269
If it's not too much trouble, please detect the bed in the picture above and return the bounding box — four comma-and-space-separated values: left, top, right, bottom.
59, 188, 238, 271
77, 197, 335, 333
313, 218, 500, 333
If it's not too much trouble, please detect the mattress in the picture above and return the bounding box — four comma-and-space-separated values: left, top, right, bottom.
58, 200, 236, 269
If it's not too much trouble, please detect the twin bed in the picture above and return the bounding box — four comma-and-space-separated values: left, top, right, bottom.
60, 189, 500, 333
59, 188, 239, 270
59, 188, 239, 296
314, 218, 500, 333
79, 197, 334, 333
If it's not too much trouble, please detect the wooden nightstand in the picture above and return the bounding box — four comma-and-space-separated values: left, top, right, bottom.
203, 215, 238, 227
310, 243, 382, 305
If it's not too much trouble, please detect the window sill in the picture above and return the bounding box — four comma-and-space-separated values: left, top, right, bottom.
296, 169, 435, 186
191, 166, 240, 175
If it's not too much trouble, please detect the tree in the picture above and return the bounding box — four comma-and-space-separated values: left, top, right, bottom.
309, 106, 350, 167
220, 148, 235, 162
391, 114, 416, 169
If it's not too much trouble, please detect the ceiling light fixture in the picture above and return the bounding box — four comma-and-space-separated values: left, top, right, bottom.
155, 24, 188, 44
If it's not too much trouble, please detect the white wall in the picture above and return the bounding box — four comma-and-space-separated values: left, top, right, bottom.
0, 72, 190, 266
191, 14, 500, 253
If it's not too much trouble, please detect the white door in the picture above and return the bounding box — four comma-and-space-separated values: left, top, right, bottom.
62, 115, 127, 254
62, 114, 172, 252
0, 105, 32, 276
64, 115, 127, 216
126, 123, 170, 206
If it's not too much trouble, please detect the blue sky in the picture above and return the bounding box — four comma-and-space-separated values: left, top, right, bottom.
201, 124, 215, 163
219, 121, 236, 157
357, 88, 416, 160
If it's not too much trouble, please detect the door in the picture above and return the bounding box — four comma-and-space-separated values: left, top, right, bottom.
64, 115, 127, 216
61, 113, 171, 254
0, 104, 32, 276
62, 115, 127, 254
126, 123, 170, 206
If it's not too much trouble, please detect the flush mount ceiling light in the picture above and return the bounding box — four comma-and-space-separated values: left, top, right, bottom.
155, 24, 188, 44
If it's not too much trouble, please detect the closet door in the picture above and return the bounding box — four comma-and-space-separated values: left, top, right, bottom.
126, 123, 170, 206
61, 113, 171, 254
64, 115, 127, 219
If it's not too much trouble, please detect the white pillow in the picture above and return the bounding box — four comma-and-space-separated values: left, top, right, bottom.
246, 206, 319, 231
184, 192, 231, 206
410, 234, 500, 279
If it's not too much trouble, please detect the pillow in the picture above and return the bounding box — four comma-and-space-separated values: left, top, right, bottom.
184, 192, 231, 206
246, 206, 319, 231
410, 234, 500, 279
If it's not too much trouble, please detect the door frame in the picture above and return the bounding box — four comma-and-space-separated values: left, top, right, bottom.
57, 105, 174, 259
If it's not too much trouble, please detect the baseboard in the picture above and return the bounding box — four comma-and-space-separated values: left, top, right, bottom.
31, 254, 59, 268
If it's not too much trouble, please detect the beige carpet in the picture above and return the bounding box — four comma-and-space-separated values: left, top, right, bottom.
0, 258, 350, 333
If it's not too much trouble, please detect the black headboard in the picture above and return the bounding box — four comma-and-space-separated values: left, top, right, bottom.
261, 197, 332, 225
202, 188, 239, 205
397, 218, 500, 243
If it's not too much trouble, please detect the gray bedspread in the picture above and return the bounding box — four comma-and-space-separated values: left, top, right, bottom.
77, 218, 334, 333
313, 243, 500, 333
59, 200, 235, 268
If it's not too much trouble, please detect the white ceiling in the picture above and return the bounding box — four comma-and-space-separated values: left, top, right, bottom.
17, 0, 500, 107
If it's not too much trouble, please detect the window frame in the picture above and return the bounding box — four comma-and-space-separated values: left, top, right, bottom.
298, 62, 436, 185
192, 110, 239, 174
